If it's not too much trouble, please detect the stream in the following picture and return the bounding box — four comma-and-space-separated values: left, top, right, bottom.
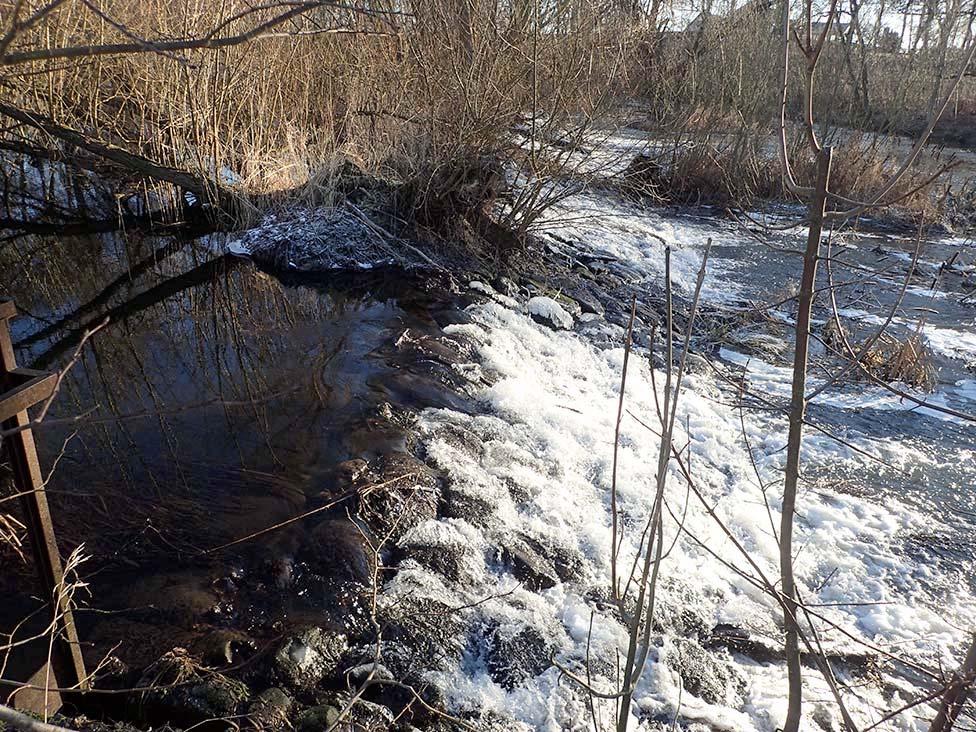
1, 183, 975, 730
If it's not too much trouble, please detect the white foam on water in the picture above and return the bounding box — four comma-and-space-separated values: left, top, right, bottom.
399, 284, 974, 730
532, 192, 744, 304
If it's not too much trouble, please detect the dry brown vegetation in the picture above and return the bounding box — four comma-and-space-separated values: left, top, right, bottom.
861, 329, 938, 390
0, 0, 634, 232
1, 0, 974, 234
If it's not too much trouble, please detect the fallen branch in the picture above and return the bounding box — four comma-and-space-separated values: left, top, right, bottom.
0, 704, 78, 732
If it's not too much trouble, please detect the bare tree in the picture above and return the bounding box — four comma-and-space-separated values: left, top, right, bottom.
773, 0, 976, 728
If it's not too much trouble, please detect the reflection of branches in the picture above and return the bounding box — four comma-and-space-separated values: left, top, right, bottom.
14, 240, 187, 352
28, 257, 237, 370
0, 318, 108, 441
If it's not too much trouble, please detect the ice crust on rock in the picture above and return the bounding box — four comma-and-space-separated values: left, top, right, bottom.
527, 296, 574, 330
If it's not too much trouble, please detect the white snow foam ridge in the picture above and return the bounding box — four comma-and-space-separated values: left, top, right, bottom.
398, 292, 974, 731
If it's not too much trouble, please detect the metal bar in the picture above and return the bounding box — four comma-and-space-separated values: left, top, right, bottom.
0, 311, 88, 711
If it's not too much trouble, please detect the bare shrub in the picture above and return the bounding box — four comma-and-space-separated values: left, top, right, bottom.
0, 0, 635, 236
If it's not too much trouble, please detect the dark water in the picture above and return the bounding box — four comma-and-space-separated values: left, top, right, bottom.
0, 229, 468, 670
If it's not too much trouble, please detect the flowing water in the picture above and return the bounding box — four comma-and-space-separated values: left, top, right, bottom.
1, 187, 975, 730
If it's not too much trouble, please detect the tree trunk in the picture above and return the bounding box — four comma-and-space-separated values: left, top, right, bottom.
781, 146, 832, 732
929, 634, 976, 732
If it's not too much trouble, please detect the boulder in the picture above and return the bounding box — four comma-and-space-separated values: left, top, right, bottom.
358, 452, 440, 543
272, 627, 348, 690
379, 597, 468, 676
663, 638, 746, 706
304, 518, 374, 585
193, 629, 256, 668
295, 704, 343, 732
397, 519, 485, 585
481, 621, 559, 691
135, 649, 250, 726
247, 687, 293, 730
499, 532, 584, 591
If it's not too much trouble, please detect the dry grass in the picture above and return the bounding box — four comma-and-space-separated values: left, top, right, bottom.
0, 0, 969, 234
617, 128, 945, 216
861, 330, 938, 391
0, 0, 635, 232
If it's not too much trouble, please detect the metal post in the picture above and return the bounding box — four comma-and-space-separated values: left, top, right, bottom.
0, 300, 88, 714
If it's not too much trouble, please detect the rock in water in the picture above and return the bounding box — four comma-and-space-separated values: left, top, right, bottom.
248, 687, 294, 730
527, 296, 574, 330
272, 627, 348, 690
482, 621, 559, 690
663, 637, 746, 706
296, 704, 342, 731
304, 518, 374, 585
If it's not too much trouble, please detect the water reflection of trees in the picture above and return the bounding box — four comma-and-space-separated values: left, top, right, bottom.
3, 229, 372, 567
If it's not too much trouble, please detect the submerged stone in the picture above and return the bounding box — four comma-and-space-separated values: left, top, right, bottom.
304, 518, 374, 585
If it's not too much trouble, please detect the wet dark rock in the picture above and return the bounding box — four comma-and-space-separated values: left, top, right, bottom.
295, 704, 342, 731
498, 474, 531, 505
653, 583, 712, 640
358, 452, 440, 542
304, 518, 374, 585
499, 532, 584, 590
193, 629, 256, 667
493, 275, 519, 296
501, 538, 558, 591
110, 571, 221, 627
547, 277, 606, 317
397, 520, 484, 584
664, 637, 746, 706
86, 618, 197, 672
429, 421, 486, 461
480, 620, 560, 691
439, 481, 497, 527
430, 307, 476, 328
345, 661, 395, 686
343, 699, 396, 730
372, 369, 474, 412
705, 623, 781, 664
333, 458, 370, 491
247, 687, 293, 730
380, 597, 468, 675
342, 414, 411, 459
135, 649, 250, 726
272, 626, 348, 690
460, 709, 533, 732
392, 327, 477, 367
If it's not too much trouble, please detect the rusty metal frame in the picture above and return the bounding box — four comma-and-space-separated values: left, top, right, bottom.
0, 299, 88, 714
